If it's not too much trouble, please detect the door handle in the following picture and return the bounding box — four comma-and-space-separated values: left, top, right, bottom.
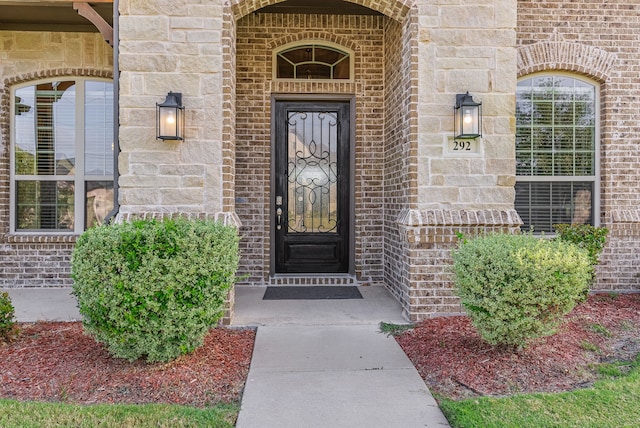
276, 207, 283, 230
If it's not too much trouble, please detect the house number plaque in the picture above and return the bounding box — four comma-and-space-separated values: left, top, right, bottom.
446, 137, 481, 156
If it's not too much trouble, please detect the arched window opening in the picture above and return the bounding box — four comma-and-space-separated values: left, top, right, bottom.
275, 44, 351, 80
515, 74, 600, 233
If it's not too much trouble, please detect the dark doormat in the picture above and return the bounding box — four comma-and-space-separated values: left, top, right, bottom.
263, 286, 363, 300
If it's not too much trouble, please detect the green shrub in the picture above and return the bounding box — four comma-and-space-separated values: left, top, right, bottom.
452, 233, 592, 348
554, 223, 609, 267
71, 217, 239, 363
0, 291, 19, 343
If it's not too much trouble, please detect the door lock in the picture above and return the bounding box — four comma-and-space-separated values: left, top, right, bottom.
276, 207, 283, 230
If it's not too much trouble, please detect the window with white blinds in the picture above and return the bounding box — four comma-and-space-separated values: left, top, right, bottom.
515, 75, 599, 233
11, 78, 114, 233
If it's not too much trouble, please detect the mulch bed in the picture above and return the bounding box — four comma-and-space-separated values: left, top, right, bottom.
395, 293, 640, 400
0, 325, 255, 407
1, 293, 638, 407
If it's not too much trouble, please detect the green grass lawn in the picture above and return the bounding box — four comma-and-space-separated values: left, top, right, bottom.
439, 356, 640, 428
0, 400, 238, 428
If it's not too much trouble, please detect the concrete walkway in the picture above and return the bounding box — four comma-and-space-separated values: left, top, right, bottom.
3, 286, 451, 427
233, 286, 451, 428
3, 288, 81, 322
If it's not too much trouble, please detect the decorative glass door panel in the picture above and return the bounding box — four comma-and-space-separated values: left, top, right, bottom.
275, 101, 350, 273
287, 111, 338, 234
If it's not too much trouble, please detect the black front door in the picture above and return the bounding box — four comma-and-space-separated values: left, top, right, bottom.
274, 101, 350, 273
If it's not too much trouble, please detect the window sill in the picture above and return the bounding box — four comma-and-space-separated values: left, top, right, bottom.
6, 233, 78, 244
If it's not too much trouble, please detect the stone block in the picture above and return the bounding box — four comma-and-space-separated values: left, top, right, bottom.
158, 164, 205, 176
458, 186, 515, 206
419, 187, 462, 206
181, 140, 222, 165
179, 55, 220, 73
440, 6, 496, 29
181, 176, 205, 187
161, 188, 203, 205
119, 41, 167, 54
497, 175, 516, 186
119, 16, 169, 41
64, 40, 83, 67
437, 57, 490, 70
430, 158, 471, 175
496, 0, 518, 27
14, 32, 43, 51
119, 127, 155, 148
446, 69, 490, 93
186, 30, 222, 44
119, 173, 180, 189
124, 0, 183, 15
127, 163, 159, 176
128, 150, 180, 165
486, 158, 516, 176
444, 174, 497, 187
120, 188, 162, 205
143, 73, 202, 96
119, 53, 179, 72
171, 17, 204, 29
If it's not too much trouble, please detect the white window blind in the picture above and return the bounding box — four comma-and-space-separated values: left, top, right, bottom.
12, 78, 114, 233
515, 75, 598, 233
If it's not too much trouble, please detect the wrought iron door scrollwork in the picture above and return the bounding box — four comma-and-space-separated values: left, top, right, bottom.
286, 111, 339, 233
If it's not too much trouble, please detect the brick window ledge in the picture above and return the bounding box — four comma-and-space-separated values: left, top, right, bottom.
5, 234, 78, 244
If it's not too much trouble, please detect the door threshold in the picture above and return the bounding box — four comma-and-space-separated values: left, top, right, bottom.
269, 274, 358, 286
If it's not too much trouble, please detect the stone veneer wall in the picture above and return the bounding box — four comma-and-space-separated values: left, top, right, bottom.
416, 0, 518, 211
0, 31, 112, 287
117, 0, 229, 218
234, 13, 389, 284
387, 0, 520, 320
517, 1, 640, 292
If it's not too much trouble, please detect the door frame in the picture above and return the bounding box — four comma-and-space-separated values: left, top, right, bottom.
269, 94, 356, 277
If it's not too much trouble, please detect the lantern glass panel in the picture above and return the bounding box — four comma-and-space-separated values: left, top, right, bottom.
454, 93, 482, 139
156, 92, 184, 140
159, 107, 178, 138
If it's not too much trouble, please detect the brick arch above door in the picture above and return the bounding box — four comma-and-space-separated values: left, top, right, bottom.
230, 0, 413, 22
267, 31, 359, 52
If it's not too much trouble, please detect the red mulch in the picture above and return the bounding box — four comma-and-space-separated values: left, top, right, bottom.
1, 294, 638, 407
0, 325, 255, 407
396, 293, 640, 400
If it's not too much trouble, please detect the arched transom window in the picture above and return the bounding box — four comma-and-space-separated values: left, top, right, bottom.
275, 43, 352, 80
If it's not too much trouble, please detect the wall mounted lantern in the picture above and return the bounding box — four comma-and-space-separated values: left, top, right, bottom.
454, 92, 482, 139
156, 92, 184, 140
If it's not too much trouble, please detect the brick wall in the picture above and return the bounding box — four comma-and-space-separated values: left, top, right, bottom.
234, 13, 388, 284
398, 209, 522, 320
381, 15, 417, 310
517, 0, 640, 291
0, 31, 112, 288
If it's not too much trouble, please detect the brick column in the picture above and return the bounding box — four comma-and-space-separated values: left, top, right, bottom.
397, 209, 522, 321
